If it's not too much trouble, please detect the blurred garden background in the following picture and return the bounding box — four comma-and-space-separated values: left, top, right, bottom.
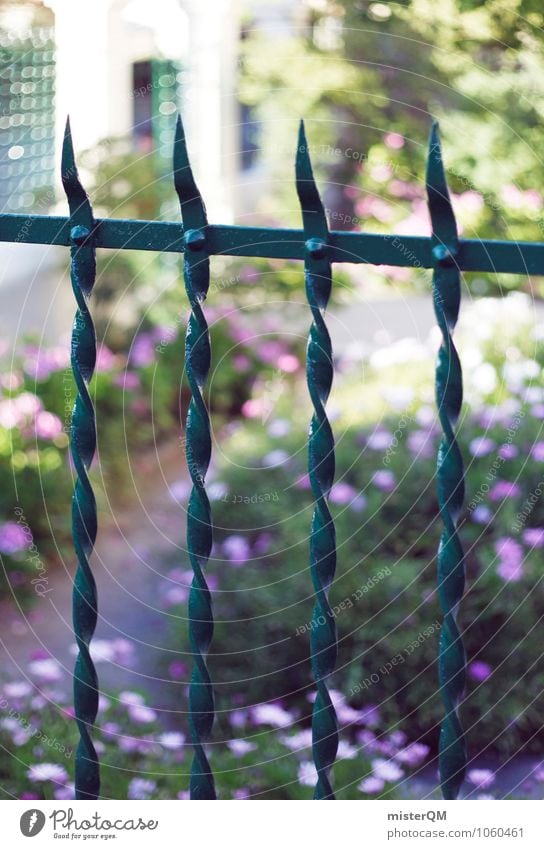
1, 0, 544, 800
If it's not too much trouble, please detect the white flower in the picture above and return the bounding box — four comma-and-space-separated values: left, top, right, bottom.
28, 659, 62, 683
371, 757, 404, 783
337, 740, 358, 760
27, 763, 69, 783
3, 681, 32, 699
279, 729, 313, 750
158, 732, 185, 751
128, 704, 157, 724
227, 739, 257, 756
297, 760, 318, 787
251, 702, 293, 728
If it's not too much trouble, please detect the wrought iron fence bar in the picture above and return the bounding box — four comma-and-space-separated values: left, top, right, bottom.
2, 212, 544, 275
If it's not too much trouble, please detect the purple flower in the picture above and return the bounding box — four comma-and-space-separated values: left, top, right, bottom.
366, 429, 393, 451
395, 742, 429, 766
168, 660, 188, 680
223, 535, 251, 566
489, 480, 521, 501
523, 528, 544, 548
129, 333, 155, 368
531, 442, 544, 462
472, 505, 492, 524
469, 661, 492, 682
329, 482, 357, 505
358, 776, 385, 794
469, 437, 496, 457
371, 470, 396, 492
407, 429, 435, 458
28, 658, 62, 683
54, 783, 75, 800
531, 404, 544, 419
0, 521, 30, 554
467, 768, 495, 789
128, 778, 156, 800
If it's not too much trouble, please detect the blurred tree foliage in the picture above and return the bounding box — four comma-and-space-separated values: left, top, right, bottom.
239, 0, 544, 295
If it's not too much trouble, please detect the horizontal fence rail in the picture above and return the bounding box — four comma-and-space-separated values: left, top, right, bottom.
2, 214, 544, 275
2, 110, 542, 803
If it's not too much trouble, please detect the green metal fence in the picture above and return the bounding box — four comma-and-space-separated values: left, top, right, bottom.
2, 111, 543, 802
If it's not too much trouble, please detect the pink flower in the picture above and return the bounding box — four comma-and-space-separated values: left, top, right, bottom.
489, 481, 521, 501
329, 482, 357, 505
384, 132, 404, 150
95, 345, 116, 372
277, 353, 300, 373
114, 371, 140, 390
468, 661, 492, 682
495, 537, 524, 582
498, 443, 518, 460
241, 398, 265, 418
523, 528, 544, 548
34, 410, 62, 440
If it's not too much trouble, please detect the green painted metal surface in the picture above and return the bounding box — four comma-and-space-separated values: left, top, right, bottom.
173, 116, 216, 800
61, 119, 100, 801
296, 121, 339, 800
3, 110, 543, 802
426, 123, 467, 801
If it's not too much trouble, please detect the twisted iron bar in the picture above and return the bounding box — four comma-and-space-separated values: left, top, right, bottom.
296, 121, 339, 800
61, 118, 100, 800
426, 122, 466, 800
173, 115, 216, 800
